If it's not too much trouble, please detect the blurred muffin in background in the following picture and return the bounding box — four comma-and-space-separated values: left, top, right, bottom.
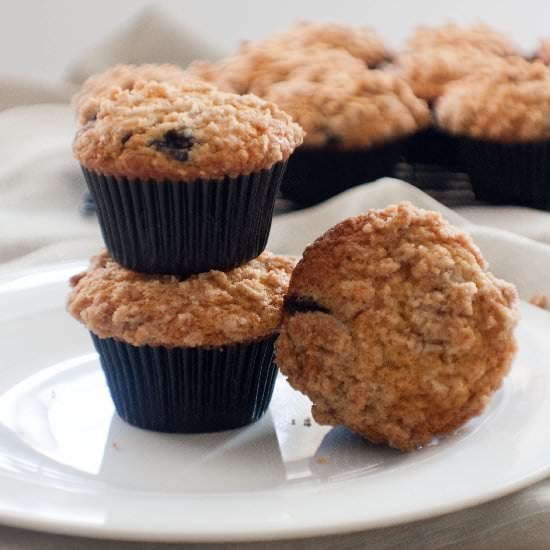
74, 63, 213, 124
265, 69, 430, 205
436, 59, 550, 207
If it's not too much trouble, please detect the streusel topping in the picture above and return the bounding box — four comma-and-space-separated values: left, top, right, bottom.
73, 80, 304, 181
436, 59, 550, 141
68, 250, 296, 348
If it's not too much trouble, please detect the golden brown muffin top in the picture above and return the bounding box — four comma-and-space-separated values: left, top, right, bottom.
73, 80, 304, 181
249, 21, 390, 67
276, 202, 518, 451
188, 46, 368, 96
264, 70, 430, 149
436, 59, 550, 141
67, 250, 296, 348
398, 46, 507, 102
404, 22, 518, 57
73, 64, 214, 124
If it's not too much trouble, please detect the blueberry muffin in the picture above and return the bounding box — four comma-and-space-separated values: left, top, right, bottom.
73, 80, 303, 275
74, 63, 213, 124
276, 202, 518, 451
68, 250, 296, 432
398, 23, 518, 166
264, 70, 430, 204
436, 59, 550, 206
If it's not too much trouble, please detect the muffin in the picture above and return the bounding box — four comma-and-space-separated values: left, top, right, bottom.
436, 59, 550, 207
73, 80, 303, 275
276, 203, 519, 451
264, 70, 430, 205
73, 63, 213, 124
399, 23, 518, 167
67, 250, 295, 432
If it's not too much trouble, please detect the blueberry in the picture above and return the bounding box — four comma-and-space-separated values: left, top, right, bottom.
121, 132, 132, 145
150, 129, 194, 162
283, 295, 330, 315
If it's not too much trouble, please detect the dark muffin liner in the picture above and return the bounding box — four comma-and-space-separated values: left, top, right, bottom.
403, 127, 462, 169
91, 333, 278, 433
458, 138, 550, 208
279, 140, 404, 207
82, 162, 286, 276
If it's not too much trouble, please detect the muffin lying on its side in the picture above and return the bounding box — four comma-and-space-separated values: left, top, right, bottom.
68, 250, 296, 432
276, 202, 519, 451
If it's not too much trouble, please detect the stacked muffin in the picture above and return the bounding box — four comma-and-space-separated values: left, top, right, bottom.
190, 22, 430, 206
68, 70, 303, 432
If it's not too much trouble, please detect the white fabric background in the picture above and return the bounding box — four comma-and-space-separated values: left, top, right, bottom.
2, 8, 550, 549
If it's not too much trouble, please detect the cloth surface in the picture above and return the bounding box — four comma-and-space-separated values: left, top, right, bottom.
2, 8, 550, 549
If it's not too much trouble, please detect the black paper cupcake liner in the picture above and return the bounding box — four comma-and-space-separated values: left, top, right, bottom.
91, 333, 278, 433
403, 127, 462, 169
279, 140, 403, 207
458, 138, 550, 208
82, 162, 286, 276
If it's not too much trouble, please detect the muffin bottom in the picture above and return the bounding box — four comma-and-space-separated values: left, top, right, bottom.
459, 138, 550, 208
279, 140, 403, 206
91, 333, 278, 433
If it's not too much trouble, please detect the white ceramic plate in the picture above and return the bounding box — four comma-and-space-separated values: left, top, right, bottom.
0, 262, 549, 543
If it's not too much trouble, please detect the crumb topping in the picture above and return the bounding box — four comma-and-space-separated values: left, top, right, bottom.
436, 59, 550, 141
73, 80, 304, 181
264, 69, 430, 148
73, 64, 213, 124
67, 250, 296, 348
247, 21, 389, 67
404, 23, 518, 57
398, 46, 507, 102
276, 202, 518, 451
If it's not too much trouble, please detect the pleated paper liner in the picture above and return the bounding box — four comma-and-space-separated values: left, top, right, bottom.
459, 138, 550, 208
403, 127, 462, 169
279, 139, 404, 207
82, 161, 286, 277
91, 333, 278, 433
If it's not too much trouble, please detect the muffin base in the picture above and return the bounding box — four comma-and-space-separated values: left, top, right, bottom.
459, 138, 550, 208
91, 333, 278, 433
82, 162, 286, 276
279, 141, 403, 206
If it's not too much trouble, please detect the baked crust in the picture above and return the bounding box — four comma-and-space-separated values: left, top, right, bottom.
73, 80, 304, 181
